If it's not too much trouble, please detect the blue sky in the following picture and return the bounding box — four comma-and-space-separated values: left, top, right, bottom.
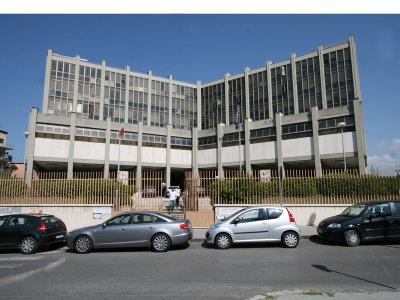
0, 15, 399, 171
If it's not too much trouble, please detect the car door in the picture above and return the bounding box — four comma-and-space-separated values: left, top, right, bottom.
0, 216, 10, 247
1, 216, 29, 247
387, 202, 400, 238
361, 203, 391, 240
125, 213, 154, 246
93, 214, 131, 246
232, 208, 268, 242
265, 208, 286, 240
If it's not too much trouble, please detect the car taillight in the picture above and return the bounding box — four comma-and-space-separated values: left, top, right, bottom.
179, 223, 189, 230
287, 210, 296, 223
38, 220, 47, 232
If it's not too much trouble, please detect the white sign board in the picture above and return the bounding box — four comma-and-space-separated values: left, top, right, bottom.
260, 169, 271, 182
92, 207, 112, 220
117, 171, 129, 185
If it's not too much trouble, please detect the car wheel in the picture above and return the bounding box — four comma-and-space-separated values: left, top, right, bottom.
74, 235, 93, 254
215, 233, 232, 249
344, 230, 360, 247
152, 233, 171, 252
20, 237, 38, 254
281, 231, 299, 248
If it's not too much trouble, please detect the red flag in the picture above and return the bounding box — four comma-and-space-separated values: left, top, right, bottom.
119, 128, 125, 136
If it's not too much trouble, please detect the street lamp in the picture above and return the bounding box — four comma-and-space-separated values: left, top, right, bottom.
337, 122, 346, 172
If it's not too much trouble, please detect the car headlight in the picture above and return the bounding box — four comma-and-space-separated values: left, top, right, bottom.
210, 224, 221, 230
327, 223, 341, 229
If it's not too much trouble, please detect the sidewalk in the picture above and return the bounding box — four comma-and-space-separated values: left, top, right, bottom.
191, 225, 317, 242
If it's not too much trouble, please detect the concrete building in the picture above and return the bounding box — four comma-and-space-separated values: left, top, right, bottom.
25, 35, 367, 186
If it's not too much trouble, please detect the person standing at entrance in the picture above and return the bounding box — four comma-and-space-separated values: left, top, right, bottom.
169, 188, 176, 211
175, 186, 181, 208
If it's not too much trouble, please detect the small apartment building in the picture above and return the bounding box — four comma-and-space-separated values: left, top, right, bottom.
0, 130, 14, 175
25, 35, 367, 186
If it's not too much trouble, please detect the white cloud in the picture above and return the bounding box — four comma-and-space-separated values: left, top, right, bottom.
378, 138, 400, 151
368, 154, 400, 171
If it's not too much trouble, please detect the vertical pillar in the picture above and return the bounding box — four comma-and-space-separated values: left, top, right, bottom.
72, 55, 80, 114
244, 119, 252, 174
266, 61, 273, 119
42, 50, 52, 113
192, 127, 199, 174
136, 122, 143, 186
99, 60, 106, 121
67, 112, 76, 179
103, 116, 111, 178
166, 124, 172, 186
124, 66, 130, 124
275, 113, 284, 176
349, 35, 361, 99
168, 75, 173, 125
311, 107, 322, 177
217, 123, 224, 179
147, 71, 153, 125
244, 67, 250, 120
353, 99, 367, 174
25, 107, 38, 186
196, 81, 202, 130
291, 53, 299, 114
318, 45, 327, 109
224, 73, 230, 125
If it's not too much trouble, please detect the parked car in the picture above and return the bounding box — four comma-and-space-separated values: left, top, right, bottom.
317, 200, 400, 247
66, 212, 193, 253
0, 214, 67, 254
205, 205, 300, 249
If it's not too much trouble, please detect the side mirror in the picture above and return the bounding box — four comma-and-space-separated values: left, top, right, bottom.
232, 218, 240, 224
101, 223, 107, 228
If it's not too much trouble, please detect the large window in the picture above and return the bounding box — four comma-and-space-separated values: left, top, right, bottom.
103, 71, 127, 123
201, 83, 224, 130
77, 65, 101, 120
271, 64, 294, 116
249, 71, 269, 121
150, 80, 168, 127
172, 84, 197, 130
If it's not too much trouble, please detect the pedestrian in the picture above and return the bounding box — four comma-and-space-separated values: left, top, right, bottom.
161, 181, 166, 197
175, 186, 181, 208
169, 188, 176, 211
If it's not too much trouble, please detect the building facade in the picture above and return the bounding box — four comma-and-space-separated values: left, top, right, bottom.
25, 35, 367, 186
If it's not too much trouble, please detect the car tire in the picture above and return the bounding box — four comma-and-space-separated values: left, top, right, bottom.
281, 231, 299, 248
215, 233, 232, 250
151, 233, 171, 252
344, 230, 360, 247
20, 237, 38, 254
74, 235, 93, 254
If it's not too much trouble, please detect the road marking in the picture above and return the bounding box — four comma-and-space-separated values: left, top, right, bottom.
0, 257, 66, 286
0, 257, 43, 261
0, 264, 22, 269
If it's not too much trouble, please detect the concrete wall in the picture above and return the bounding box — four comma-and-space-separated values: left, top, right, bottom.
283, 137, 313, 158
250, 141, 276, 160
319, 132, 356, 155
214, 204, 350, 227
74, 141, 106, 160
198, 148, 218, 165
171, 149, 192, 165
141, 146, 167, 164
109, 144, 138, 163
0, 205, 112, 231
34, 138, 69, 159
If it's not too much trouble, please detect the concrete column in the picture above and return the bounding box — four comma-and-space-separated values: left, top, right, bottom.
103, 116, 111, 178
266, 61, 273, 119
291, 53, 299, 114
275, 113, 284, 176
224, 73, 230, 125
72, 55, 80, 114
244, 67, 250, 120
42, 50, 52, 113
147, 71, 152, 125
196, 81, 202, 130
168, 75, 173, 125
349, 35, 361, 100
136, 122, 143, 186
353, 99, 367, 174
166, 124, 172, 186
192, 127, 199, 174
244, 119, 252, 174
217, 123, 225, 179
311, 107, 322, 177
99, 60, 106, 121
25, 107, 38, 186
124, 66, 130, 124
318, 45, 327, 109
67, 113, 76, 179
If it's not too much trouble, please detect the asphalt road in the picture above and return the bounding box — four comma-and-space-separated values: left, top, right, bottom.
0, 238, 400, 299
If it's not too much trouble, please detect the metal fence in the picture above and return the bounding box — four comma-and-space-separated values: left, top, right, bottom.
0, 171, 164, 212
184, 169, 400, 209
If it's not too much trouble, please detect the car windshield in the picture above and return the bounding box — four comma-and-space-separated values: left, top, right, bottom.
222, 208, 247, 221
340, 204, 368, 216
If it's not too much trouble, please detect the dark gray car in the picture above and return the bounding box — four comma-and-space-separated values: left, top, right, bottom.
66, 212, 192, 253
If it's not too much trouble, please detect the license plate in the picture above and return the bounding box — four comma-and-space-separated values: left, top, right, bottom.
56, 235, 64, 239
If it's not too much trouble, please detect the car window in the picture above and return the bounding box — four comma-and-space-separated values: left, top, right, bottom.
152, 215, 167, 223
393, 202, 400, 217
132, 214, 154, 224
368, 203, 391, 217
41, 216, 61, 227
106, 214, 131, 226
0, 216, 8, 227
8, 216, 29, 227
340, 204, 367, 216
267, 208, 283, 220
237, 209, 266, 223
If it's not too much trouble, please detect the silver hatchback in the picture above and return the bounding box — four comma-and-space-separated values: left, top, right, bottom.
205, 206, 300, 249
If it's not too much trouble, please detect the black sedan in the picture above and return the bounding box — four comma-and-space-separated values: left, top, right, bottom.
0, 214, 67, 254
318, 200, 400, 247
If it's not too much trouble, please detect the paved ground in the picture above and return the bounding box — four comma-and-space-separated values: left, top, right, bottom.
192, 225, 317, 241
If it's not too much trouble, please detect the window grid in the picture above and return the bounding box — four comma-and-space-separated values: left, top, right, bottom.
271, 64, 294, 116
249, 71, 269, 121
77, 65, 101, 120
150, 80, 169, 128
201, 83, 225, 130
103, 71, 127, 123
